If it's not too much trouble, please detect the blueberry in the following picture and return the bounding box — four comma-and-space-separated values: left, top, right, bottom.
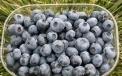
6, 52, 15, 66
102, 32, 113, 42
36, 19, 49, 31
62, 10, 68, 16
75, 38, 90, 51
91, 26, 101, 36
20, 53, 30, 65
90, 11, 100, 18
40, 44, 52, 56
99, 63, 110, 74
39, 57, 47, 65
70, 55, 82, 67
64, 21, 72, 31
18, 66, 29, 76
78, 12, 88, 20
89, 43, 102, 55
87, 18, 98, 27
66, 30, 75, 41
33, 13, 46, 22
8, 24, 15, 35
68, 39, 76, 47
24, 16, 34, 28
47, 17, 53, 23
33, 46, 41, 54
20, 44, 31, 54
74, 19, 85, 28
57, 15, 67, 21
13, 24, 24, 35
14, 14, 24, 24
85, 64, 96, 76
51, 61, 62, 73
78, 22, 90, 33
31, 9, 42, 18
68, 10, 79, 20
11, 35, 23, 46
13, 61, 21, 72
37, 34, 47, 46
83, 31, 96, 43
80, 51, 91, 64
62, 65, 74, 76
40, 63, 51, 76
47, 32, 58, 42
44, 9, 54, 17
96, 37, 104, 47
22, 31, 31, 41
66, 47, 78, 57
58, 55, 70, 66
7, 44, 15, 52
29, 66, 40, 75
75, 29, 82, 38
59, 32, 66, 40
28, 25, 38, 35
92, 54, 103, 67
98, 11, 108, 22
13, 48, 21, 60
59, 40, 68, 50
103, 46, 116, 59
50, 18, 65, 32
25, 37, 37, 50
73, 66, 85, 76
30, 54, 40, 66
46, 54, 56, 63
103, 20, 114, 31
52, 40, 65, 53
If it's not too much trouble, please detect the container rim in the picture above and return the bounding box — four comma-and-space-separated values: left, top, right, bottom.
0, 4, 119, 76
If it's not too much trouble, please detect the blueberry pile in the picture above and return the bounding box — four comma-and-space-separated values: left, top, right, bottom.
6, 9, 116, 76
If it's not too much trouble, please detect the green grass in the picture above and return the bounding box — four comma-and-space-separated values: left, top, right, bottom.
0, 0, 122, 76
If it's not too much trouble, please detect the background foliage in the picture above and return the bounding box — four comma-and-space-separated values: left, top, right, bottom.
0, 0, 122, 76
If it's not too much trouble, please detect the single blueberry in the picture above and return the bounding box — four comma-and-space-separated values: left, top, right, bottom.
66, 47, 78, 57
78, 22, 90, 33
73, 66, 85, 76
75, 38, 90, 51
80, 51, 91, 64
30, 54, 40, 66
13, 48, 21, 60
83, 31, 96, 43
14, 14, 24, 24
50, 18, 65, 32
37, 34, 47, 46
89, 43, 102, 55
18, 66, 29, 76
40, 44, 52, 56
70, 55, 82, 67
52, 40, 65, 53
20, 53, 30, 66
25, 37, 37, 50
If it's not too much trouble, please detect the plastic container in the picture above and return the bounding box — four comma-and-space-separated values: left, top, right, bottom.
0, 4, 119, 76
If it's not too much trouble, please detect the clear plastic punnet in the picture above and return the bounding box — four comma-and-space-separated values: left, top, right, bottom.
0, 4, 119, 76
